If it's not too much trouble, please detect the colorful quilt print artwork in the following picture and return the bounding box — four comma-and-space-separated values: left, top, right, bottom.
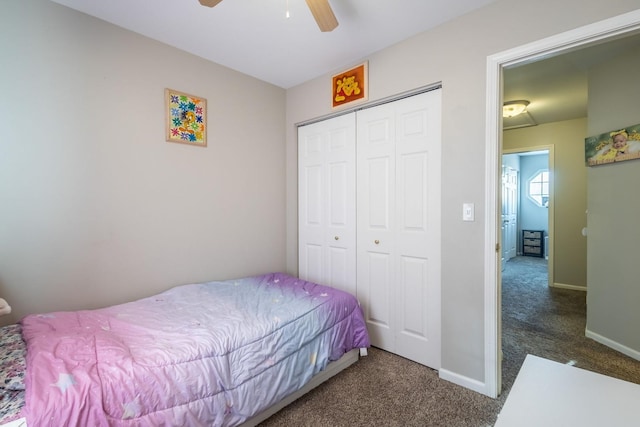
585, 123, 640, 166
332, 62, 367, 109
165, 89, 207, 147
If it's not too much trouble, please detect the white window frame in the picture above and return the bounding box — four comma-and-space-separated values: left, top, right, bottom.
527, 169, 549, 207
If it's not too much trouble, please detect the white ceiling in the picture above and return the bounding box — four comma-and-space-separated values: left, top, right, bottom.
503, 33, 640, 129
48, 0, 640, 128
49, 0, 497, 89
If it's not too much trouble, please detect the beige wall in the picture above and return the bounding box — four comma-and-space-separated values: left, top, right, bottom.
586, 45, 640, 355
504, 118, 588, 288
285, 1, 640, 385
0, 0, 286, 325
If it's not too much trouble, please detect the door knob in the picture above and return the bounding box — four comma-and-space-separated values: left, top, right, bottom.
334, 236, 339, 240
374, 239, 380, 245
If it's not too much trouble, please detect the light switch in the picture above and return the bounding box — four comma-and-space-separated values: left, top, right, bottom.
463, 203, 475, 221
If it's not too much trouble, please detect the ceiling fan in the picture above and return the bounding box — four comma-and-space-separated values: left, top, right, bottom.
198, 0, 339, 32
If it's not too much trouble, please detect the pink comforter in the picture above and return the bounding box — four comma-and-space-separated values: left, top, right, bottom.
20, 273, 369, 426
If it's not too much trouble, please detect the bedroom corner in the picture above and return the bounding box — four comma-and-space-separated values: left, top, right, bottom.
0, 0, 287, 324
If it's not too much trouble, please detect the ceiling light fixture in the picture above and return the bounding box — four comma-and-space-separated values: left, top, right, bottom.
503, 100, 530, 118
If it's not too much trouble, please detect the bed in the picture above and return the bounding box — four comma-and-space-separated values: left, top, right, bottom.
0, 272, 369, 426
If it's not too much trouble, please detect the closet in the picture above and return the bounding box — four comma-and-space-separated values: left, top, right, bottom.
298, 89, 441, 369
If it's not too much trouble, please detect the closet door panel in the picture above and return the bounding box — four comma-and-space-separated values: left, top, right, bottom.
396, 255, 432, 364
357, 105, 395, 245
398, 255, 428, 337
360, 251, 394, 348
357, 90, 442, 369
367, 157, 392, 230
393, 91, 441, 368
299, 113, 356, 296
301, 164, 323, 227
327, 246, 348, 289
301, 243, 323, 285
357, 105, 397, 352
396, 149, 431, 365
325, 115, 356, 295
328, 161, 349, 227
399, 152, 428, 232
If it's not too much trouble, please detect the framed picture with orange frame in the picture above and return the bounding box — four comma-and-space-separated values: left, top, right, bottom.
331, 61, 368, 109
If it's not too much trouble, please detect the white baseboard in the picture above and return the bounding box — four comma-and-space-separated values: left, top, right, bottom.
439, 368, 490, 396
585, 329, 640, 361
551, 282, 586, 291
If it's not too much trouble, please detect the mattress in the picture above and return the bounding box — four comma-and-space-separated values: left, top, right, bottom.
0, 273, 369, 426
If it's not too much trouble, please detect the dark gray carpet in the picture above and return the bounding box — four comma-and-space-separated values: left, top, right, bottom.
501, 256, 640, 390
259, 256, 640, 426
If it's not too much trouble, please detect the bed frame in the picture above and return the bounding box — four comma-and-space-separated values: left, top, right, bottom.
240, 348, 361, 426
0, 419, 25, 427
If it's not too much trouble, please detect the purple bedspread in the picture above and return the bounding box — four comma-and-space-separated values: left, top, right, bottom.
20, 273, 369, 426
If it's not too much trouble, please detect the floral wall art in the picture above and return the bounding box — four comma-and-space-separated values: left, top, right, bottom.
165, 88, 207, 147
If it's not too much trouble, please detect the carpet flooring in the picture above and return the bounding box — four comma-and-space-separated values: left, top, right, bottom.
259, 256, 640, 426
501, 256, 640, 390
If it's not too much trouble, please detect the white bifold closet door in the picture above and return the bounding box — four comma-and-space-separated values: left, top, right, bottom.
298, 112, 357, 296
356, 90, 441, 369
297, 89, 441, 369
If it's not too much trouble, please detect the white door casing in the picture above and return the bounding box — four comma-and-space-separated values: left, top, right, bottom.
484, 10, 640, 399
298, 113, 357, 296
356, 90, 442, 369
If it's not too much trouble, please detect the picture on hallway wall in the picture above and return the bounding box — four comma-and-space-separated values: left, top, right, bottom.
332, 61, 368, 109
165, 88, 207, 147
585, 123, 640, 166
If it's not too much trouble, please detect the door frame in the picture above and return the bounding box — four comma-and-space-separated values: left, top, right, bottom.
484, 10, 640, 398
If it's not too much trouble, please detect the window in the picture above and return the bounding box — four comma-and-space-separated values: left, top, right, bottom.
528, 170, 549, 207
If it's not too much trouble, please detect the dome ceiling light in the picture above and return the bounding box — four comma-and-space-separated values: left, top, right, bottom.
503, 100, 530, 118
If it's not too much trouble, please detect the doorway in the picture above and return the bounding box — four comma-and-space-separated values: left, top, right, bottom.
501, 148, 552, 286
484, 11, 640, 398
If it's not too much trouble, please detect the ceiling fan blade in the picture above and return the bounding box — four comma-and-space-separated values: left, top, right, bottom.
198, 0, 223, 7
305, 0, 338, 32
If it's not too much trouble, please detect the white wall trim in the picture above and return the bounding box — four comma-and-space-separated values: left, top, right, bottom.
439, 369, 488, 395
485, 9, 640, 399
586, 329, 640, 362
483, 41, 501, 399
552, 283, 587, 292
296, 83, 442, 127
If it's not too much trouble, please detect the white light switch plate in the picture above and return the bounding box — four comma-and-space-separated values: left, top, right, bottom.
463, 203, 475, 221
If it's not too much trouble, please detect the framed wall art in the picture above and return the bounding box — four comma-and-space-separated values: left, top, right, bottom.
165, 88, 207, 147
585, 123, 640, 166
331, 61, 368, 109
